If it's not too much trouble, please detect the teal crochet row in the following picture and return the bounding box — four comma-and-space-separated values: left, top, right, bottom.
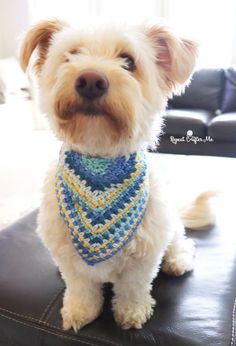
55, 147, 149, 266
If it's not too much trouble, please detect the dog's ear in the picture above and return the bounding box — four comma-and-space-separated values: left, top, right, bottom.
145, 23, 198, 92
20, 19, 66, 73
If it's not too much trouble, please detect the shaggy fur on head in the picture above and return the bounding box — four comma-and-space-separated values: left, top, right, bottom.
20, 19, 197, 157
20, 19, 202, 331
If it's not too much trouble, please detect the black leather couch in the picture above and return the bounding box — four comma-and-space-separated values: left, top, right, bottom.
0, 211, 236, 345
158, 67, 236, 157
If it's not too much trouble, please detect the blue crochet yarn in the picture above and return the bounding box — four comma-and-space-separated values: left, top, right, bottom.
55, 146, 149, 266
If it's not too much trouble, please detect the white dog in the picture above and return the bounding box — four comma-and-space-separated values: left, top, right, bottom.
20, 19, 212, 331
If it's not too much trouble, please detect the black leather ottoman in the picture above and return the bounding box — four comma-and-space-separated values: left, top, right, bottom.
0, 211, 235, 346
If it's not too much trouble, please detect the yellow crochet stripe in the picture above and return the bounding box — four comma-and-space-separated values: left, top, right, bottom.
73, 209, 143, 259
55, 177, 147, 251
59, 151, 144, 210
56, 176, 146, 236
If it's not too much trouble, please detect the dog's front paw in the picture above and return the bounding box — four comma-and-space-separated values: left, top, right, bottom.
113, 294, 156, 329
61, 292, 103, 332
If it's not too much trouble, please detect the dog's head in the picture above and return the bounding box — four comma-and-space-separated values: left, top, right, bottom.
20, 19, 197, 156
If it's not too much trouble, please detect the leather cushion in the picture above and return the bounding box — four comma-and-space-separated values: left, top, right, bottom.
169, 69, 224, 112
221, 67, 236, 113
0, 210, 236, 345
208, 112, 236, 142
163, 109, 212, 137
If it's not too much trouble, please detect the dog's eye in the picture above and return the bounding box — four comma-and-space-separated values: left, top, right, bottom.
69, 48, 80, 55
120, 54, 136, 72
64, 49, 80, 63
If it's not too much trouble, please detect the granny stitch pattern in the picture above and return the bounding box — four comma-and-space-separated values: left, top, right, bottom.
55, 146, 149, 266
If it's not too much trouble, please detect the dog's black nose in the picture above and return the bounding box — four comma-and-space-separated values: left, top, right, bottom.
75, 71, 109, 100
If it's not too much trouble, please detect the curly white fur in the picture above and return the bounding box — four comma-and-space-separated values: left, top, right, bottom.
20, 19, 201, 330
180, 191, 218, 229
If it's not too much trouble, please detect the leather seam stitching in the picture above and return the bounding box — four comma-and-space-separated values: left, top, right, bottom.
39, 287, 64, 322
231, 296, 236, 346
0, 305, 46, 324
0, 306, 121, 346
0, 312, 100, 346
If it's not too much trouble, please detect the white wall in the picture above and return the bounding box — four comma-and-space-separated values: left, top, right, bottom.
232, 0, 236, 64
0, 0, 31, 58
0, 0, 235, 65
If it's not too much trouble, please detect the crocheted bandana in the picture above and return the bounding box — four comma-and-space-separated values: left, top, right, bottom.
55, 147, 149, 266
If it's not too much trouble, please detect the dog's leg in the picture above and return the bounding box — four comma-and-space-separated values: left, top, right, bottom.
38, 219, 104, 331
112, 259, 159, 329
37, 164, 104, 332
60, 269, 104, 332
146, 155, 195, 278
162, 231, 195, 276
